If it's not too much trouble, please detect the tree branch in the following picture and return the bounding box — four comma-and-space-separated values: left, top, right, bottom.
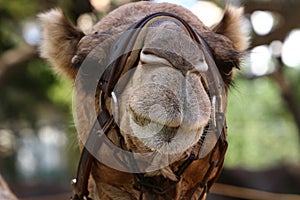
269, 58, 300, 140
244, 1, 300, 48
0, 44, 38, 80
0, 174, 18, 200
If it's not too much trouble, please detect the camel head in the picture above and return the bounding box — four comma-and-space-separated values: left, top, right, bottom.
39, 2, 249, 199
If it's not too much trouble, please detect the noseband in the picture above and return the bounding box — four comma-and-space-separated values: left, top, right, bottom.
71, 12, 228, 200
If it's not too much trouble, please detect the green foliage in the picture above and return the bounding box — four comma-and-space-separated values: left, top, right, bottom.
47, 74, 73, 111
225, 75, 300, 169
27, 59, 73, 110
0, 19, 20, 52
0, 0, 38, 52
0, 0, 37, 19
0, 59, 71, 125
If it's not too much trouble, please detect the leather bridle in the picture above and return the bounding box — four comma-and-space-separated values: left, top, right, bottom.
71, 12, 228, 200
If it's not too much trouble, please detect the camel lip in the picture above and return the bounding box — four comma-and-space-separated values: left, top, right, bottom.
128, 104, 181, 129
128, 104, 207, 134
128, 114, 180, 143
127, 78, 185, 129
128, 113, 207, 154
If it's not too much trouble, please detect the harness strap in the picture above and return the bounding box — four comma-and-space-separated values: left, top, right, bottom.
71, 12, 228, 200
133, 123, 228, 200
131, 13, 227, 199
71, 110, 114, 200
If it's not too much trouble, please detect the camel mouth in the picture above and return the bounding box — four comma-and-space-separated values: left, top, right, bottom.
128, 109, 207, 154
127, 83, 182, 144
128, 83, 183, 128
123, 66, 211, 154
128, 102, 179, 143
130, 113, 178, 143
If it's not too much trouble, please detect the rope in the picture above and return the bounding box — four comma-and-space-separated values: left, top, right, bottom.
211, 183, 300, 200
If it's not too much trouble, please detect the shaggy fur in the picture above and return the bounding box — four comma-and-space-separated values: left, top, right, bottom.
213, 5, 250, 52
38, 8, 84, 79
39, 2, 249, 199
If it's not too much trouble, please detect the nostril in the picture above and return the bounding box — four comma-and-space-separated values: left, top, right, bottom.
194, 60, 208, 72
140, 50, 172, 67
141, 50, 151, 55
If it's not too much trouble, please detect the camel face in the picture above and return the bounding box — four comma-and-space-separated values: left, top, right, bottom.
38, 2, 250, 199
112, 22, 211, 155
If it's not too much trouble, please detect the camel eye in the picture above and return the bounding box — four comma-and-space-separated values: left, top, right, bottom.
140, 50, 172, 67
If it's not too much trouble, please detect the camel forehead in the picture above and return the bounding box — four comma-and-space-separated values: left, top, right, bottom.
76, 2, 210, 59
142, 23, 205, 72
89, 2, 208, 35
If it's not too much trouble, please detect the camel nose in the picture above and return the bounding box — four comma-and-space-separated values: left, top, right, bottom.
129, 83, 183, 128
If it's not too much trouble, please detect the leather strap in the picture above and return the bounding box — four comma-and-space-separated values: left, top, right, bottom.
71, 12, 227, 200
71, 110, 114, 200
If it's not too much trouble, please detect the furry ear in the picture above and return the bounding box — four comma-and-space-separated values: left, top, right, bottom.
212, 5, 250, 51
38, 8, 84, 79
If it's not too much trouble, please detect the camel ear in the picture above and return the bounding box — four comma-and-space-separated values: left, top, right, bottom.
212, 5, 250, 51
38, 8, 84, 79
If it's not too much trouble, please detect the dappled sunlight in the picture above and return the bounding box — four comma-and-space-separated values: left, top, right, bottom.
77, 13, 95, 33
282, 29, 300, 68
91, 0, 110, 11
16, 128, 38, 178
15, 126, 67, 180
269, 40, 283, 57
251, 11, 274, 36
0, 129, 16, 156
22, 20, 41, 46
248, 45, 275, 76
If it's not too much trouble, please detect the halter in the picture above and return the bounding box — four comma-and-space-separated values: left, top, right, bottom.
71, 12, 228, 200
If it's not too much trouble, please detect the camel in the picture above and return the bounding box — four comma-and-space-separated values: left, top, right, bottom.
38, 1, 249, 199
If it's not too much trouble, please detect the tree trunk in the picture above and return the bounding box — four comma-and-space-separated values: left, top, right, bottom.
0, 174, 18, 200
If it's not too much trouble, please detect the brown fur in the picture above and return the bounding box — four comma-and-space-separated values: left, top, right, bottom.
38, 8, 84, 79
39, 2, 249, 86
213, 5, 250, 52
39, 2, 249, 199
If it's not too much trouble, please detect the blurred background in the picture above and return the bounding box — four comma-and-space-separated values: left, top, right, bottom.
0, 0, 299, 199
